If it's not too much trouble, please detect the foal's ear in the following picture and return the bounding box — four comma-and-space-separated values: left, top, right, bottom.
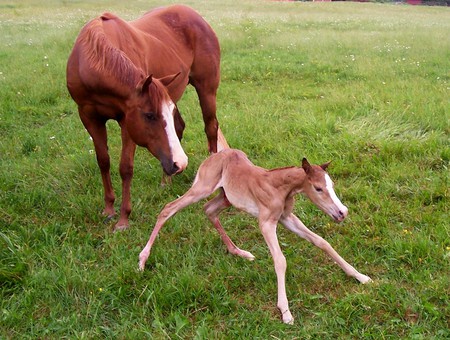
137, 74, 153, 94
159, 72, 181, 88
320, 161, 332, 171
302, 157, 312, 174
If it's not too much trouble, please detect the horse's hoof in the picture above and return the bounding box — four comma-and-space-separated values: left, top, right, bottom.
358, 274, 372, 284
283, 316, 294, 325
103, 215, 115, 224
238, 250, 256, 261
113, 224, 129, 232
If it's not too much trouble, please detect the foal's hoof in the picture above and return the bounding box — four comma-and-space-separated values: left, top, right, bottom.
358, 274, 372, 284
283, 315, 294, 325
138, 252, 149, 271
240, 250, 256, 261
280, 309, 294, 324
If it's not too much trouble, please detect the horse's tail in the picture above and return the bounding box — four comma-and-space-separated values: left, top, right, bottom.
217, 127, 230, 151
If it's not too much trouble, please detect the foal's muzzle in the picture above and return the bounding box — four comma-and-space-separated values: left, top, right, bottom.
332, 206, 348, 223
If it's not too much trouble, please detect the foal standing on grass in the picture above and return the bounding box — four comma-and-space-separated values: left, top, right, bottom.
139, 149, 371, 324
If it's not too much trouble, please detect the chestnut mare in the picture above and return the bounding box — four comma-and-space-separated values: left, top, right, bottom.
67, 5, 227, 230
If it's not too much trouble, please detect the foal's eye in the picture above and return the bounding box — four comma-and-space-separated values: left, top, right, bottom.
314, 187, 323, 193
144, 112, 157, 121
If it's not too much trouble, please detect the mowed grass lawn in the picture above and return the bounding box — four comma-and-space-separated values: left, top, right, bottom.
1, 0, 449, 338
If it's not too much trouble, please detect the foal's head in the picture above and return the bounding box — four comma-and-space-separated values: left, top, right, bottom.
126, 74, 187, 176
301, 158, 348, 222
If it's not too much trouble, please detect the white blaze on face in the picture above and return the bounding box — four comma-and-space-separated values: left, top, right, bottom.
162, 100, 188, 172
325, 174, 348, 217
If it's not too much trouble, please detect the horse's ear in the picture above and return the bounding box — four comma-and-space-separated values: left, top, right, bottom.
159, 72, 181, 88
137, 74, 153, 94
302, 157, 312, 174
320, 161, 332, 171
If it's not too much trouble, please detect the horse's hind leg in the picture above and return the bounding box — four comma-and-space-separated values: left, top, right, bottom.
192, 82, 218, 153
79, 108, 115, 220
204, 190, 255, 260
190, 55, 228, 152
139, 167, 221, 270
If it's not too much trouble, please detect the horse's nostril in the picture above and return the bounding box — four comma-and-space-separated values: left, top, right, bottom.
339, 210, 344, 216
172, 163, 180, 174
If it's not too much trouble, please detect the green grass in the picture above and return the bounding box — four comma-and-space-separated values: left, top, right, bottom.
1, 0, 449, 338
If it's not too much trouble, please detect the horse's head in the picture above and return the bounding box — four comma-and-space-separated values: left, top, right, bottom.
126, 74, 187, 176
301, 158, 348, 222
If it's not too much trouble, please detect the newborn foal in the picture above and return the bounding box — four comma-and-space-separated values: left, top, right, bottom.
139, 149, 371, 324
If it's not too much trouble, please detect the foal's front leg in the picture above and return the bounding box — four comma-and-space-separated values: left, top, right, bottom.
259, 216, 294, 325
280, 214, 371, 284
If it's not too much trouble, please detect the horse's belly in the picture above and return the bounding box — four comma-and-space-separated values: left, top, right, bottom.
225, 190, 260, 218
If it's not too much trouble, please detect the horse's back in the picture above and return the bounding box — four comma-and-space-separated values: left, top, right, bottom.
133, 5, 220, 79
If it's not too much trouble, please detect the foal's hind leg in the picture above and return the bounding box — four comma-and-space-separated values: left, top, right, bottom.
204, 190, 255, 260
139, 174, 219, 270
79, 109, 115, 220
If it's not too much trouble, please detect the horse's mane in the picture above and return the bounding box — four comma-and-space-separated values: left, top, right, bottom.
268, 166, 296, 172
78, 15, 141, 88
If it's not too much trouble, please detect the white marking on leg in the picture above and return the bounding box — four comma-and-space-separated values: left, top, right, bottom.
162, 100, 188, 171
325, 174, 348, 217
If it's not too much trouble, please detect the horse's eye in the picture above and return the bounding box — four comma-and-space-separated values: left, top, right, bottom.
144, 112, 157, 121
315, 187, 323, 193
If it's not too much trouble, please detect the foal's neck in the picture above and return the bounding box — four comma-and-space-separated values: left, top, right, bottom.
267, 166, 307, 195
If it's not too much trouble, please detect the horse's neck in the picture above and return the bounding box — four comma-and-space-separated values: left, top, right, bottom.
78, 17, 145, 97
266, 167, 307, 196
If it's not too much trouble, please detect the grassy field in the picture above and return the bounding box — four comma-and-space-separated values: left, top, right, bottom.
1, 0, 449, 338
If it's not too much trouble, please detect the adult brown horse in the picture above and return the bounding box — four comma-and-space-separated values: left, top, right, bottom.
67, 5, 228, 231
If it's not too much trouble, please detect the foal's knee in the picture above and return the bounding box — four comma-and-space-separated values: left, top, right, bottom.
312, 236, 331, 251
274, 253, 287, 273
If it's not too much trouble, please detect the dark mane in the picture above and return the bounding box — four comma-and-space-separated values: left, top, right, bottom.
78, 17, 141, 88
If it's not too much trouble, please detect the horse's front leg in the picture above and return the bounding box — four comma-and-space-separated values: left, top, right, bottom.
259, 215, 294, 324
280, 214, 372, 284
115, 125, 137, 231
79, 111, 115, 220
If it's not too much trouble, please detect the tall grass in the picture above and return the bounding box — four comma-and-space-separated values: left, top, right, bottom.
1, 0, 449, 338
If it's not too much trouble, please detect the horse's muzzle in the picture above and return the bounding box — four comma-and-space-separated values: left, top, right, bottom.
332, 206, 348, 223
161, 161, 180, 176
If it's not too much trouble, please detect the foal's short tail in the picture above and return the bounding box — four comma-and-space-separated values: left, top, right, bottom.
217, 127, 230, 151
